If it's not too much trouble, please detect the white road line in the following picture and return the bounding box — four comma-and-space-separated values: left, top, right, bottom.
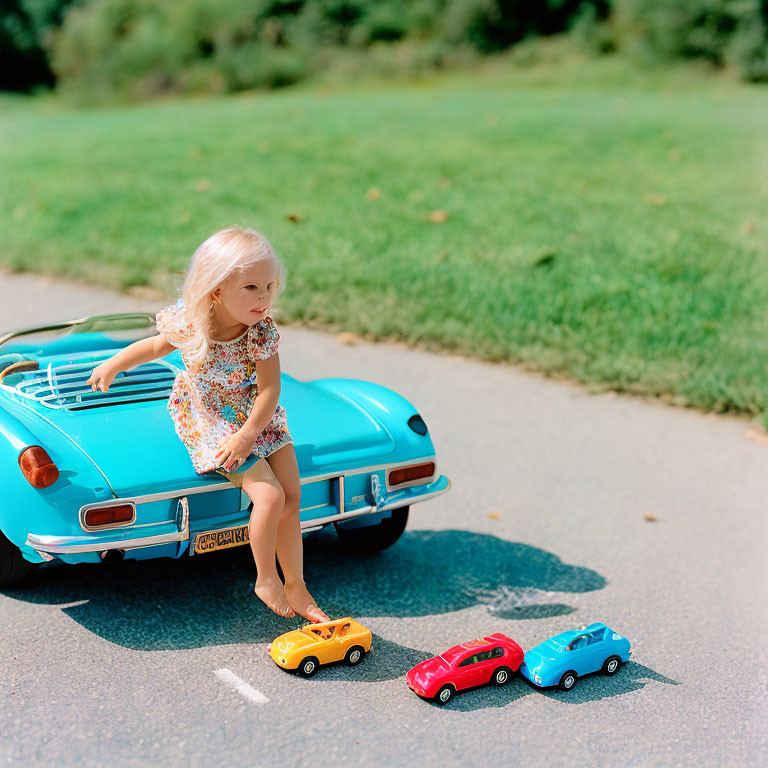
214, 668, 269, 705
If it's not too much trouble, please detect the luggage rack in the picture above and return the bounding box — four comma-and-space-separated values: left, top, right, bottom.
3, 353, 180, 410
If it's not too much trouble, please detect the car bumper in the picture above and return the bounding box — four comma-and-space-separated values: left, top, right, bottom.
519, 663, 548, 688
26, 497, 191, 559
405, 676, 432, 698
24, 471, 451, 561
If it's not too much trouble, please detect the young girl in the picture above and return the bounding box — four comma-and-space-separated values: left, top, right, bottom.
86, 225, 329, 624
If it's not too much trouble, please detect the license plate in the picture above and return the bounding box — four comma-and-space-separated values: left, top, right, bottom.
195, 524, 250, 554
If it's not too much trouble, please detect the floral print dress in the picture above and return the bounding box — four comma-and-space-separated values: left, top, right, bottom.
155, 298, 292, 475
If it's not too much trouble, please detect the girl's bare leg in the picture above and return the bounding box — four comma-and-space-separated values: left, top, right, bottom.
267, 444, 330, 623
240, 460, 294, 618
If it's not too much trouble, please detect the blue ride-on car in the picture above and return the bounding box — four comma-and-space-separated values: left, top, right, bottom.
519, 623, 632, 691
0, 312, 450, 586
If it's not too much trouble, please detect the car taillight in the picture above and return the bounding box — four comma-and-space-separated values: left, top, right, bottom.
83, 505, 134, 528
389, 462, 435, 487
18, 446, 59, 488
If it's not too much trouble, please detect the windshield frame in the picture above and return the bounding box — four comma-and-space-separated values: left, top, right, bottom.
0, 312, 158, 351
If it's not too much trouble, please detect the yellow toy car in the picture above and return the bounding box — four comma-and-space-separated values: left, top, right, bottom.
267, 617, 373, 677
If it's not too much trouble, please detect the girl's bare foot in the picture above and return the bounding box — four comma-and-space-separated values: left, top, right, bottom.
254, 578, 295, 618
284, 579, 329, 623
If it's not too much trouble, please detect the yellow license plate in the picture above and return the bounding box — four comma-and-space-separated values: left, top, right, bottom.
195, 524, 250, 554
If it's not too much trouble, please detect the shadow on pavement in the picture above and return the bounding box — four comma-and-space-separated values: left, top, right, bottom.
3, 527, 605, 657
424, 662, 680, 711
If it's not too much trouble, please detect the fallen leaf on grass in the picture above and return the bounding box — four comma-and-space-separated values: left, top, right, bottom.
286, 212, 304, 223
425, 210, 448, 223
744, 426, 768, 446
336, 332, 360, 345
366, 187, 382, 201
643, 512, 658, 522
645, 193, 667, 206
742, 219, 756, 236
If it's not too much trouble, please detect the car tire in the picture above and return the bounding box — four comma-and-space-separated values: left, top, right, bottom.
345, 646, 366, 666
603, 656, 622, 676
492, 666, 512, 686
558, 671, 578, 691
435, 684, 455, 705
298, 656, 320, 678
334, 506, 409, 556
0, 529, 36, 587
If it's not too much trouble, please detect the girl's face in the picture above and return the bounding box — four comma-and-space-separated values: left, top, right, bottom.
212, 258, 278, 328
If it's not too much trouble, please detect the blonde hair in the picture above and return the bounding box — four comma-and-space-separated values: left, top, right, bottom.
179, 225, 286, 370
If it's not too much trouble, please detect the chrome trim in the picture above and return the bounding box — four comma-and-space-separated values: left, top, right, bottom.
79, 500, 137, 532
385, 461, 437, 493
26, 479, 450, 557
109, 455, 439, 506
81, 481, 235, 507
176, 497, 189, 533
299, 456, 437, 485
301, 479, 451, 529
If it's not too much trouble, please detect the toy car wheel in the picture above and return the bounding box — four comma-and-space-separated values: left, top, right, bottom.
492, 666, 512, 686
0, 529, 36, 587
345, 645, 366, 666
334, 507, 409, 556
298, 656, 320, 678
435, 684, 455, 705
558, 671, 578, 691
603, 656, 622, 676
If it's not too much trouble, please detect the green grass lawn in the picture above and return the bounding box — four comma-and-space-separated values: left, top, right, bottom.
2, 62, 767, 422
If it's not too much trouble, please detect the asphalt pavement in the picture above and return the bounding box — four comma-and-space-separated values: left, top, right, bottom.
0, 267, 766, 767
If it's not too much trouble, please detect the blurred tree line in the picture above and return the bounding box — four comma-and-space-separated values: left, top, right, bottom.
2, 0, 767, 98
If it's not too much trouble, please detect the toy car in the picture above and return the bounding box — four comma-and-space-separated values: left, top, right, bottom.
0, 313, 450, 585
519, 622, 632, 691
267, 617, 373, 677
406, 633, 524, 705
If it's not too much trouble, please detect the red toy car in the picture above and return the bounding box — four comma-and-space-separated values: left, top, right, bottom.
406, 633, 524, 705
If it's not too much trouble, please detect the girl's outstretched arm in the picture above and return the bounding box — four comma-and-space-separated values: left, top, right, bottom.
86, 332, 175, 392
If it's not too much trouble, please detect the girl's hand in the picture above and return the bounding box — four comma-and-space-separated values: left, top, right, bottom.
86, 362, 118, 393
216, 429, 254, 472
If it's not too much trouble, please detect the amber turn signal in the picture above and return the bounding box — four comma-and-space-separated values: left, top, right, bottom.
84, 505, 134, 528
18, 446, 59, 489
388, 462, 435, 486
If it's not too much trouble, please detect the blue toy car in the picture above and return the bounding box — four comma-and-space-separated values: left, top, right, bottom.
0, 313, 450, 585
519, 623, 632, 691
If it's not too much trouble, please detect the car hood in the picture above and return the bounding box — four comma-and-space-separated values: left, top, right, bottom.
524, 644, 562, 669
408, 655, 450, 685
28, 373, 395, 497
273, 631, 319, 656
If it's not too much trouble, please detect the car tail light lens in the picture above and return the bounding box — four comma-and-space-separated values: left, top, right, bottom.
18, 446, 59, 488
389, 462, 435, 486
84, 505, 134, 528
